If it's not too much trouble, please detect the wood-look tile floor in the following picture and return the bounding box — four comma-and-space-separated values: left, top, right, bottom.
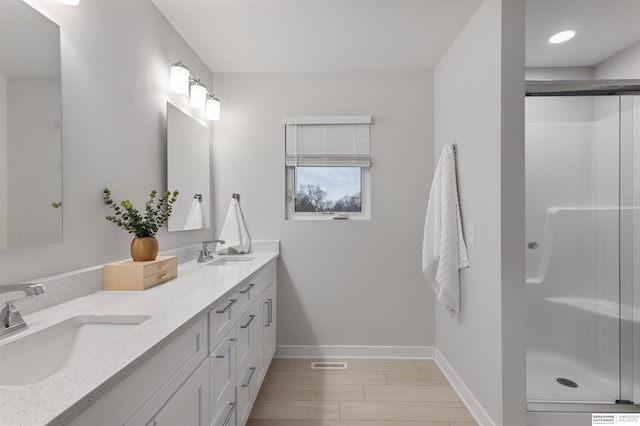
247, 359, 477, 426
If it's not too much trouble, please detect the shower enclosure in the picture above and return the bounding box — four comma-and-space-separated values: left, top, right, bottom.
525, 81, 639, 410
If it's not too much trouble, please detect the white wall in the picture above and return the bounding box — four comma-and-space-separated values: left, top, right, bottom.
0, 0, 214, 284
594, 41, 640, 80
212, 71, 436, 351
0, 73, 7, 250
525, 67, 593, 81
433, 0, 525, 424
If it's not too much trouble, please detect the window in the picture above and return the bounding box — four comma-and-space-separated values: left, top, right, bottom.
284, 116, 371, 220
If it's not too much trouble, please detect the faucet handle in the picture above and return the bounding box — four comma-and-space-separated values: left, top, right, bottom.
0, 283, 44, 339
2, 302, 25, 328
197, 240, 225, 263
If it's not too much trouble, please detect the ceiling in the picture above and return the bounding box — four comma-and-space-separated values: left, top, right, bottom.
152, 0, 483, 73
525, 0, 640, 68
153, 0, 640, 74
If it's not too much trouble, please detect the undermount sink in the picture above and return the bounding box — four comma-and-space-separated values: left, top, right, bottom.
205, 256, 255, 266
0, 315, 150, 386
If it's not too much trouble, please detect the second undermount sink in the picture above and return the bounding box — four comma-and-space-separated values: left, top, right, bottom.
205, 256, 255, 266
0, 315, 150, 386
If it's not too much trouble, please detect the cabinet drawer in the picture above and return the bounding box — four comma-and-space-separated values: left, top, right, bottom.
210, 401, 236, 426
247, 262, 275, 299
236, 362, 259, 426
233, 284, 252, 319
235, 306, 255, 378
209, 297, 237, 352
143, 269, 178, 289
209, 330, 236, 426
145, 256, 178, 276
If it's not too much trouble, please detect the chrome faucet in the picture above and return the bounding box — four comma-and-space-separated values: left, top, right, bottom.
1, 283, 45, 340
197, 240, 225, 263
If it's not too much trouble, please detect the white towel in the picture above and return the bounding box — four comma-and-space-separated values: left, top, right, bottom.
183, 198, 204, 230
216, 198, 251, 254
422, 144, 469, 317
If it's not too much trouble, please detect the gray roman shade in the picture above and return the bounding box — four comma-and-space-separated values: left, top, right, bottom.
284, 116, 371, 167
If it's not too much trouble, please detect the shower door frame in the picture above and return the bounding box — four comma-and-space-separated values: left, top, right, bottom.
525, 81, 640, 412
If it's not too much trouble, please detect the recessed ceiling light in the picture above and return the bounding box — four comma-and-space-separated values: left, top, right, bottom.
57, 0, 79, 5
548, 30, 576, 44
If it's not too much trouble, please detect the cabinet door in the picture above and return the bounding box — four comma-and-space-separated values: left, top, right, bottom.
210, 330, 237, 426
210, 402, 236, 426
252, 291, 266, 387
236, 306, 255, 377
263, 283, 276, 363
148, 359, 209, 426
236, 363, 258, 426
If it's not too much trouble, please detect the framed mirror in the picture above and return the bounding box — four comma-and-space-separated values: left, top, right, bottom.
167, 102, 211, 232
0, 0, 63, 250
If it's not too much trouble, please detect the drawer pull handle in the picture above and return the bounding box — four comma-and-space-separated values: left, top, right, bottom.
216, 299, 237, 314
222, 402, 237, 426
157, 263, 168, 270
264, 300, 270, 326
240, 314, 255, 329
239, 283, 255, 294
211, 338, 237, 358
241, 367, 256, 387
157, 274, 169, 280
267, 298, 273, 326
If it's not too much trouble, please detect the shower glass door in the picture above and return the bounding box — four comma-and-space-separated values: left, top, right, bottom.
525, 94, 637, 405
623, 95, 640, 405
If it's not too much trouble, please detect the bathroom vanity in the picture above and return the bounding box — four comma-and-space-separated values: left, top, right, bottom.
0, 250, 278, 426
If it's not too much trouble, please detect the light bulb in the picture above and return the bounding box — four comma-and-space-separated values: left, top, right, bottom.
190, 82, 207, 109
205, 97, 221, 121
548, 30, 576, 44
170, 62, 190, 95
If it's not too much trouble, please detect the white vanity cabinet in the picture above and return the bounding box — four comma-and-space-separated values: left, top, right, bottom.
66, 258, 277, 426
208, 260, 277, 426
235, 264, 277, 426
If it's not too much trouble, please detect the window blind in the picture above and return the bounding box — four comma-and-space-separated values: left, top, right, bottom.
285, 123, 371, 167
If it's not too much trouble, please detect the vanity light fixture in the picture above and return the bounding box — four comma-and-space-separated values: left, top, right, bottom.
548, 30, 576, 44
189, 79, 207, 109
205, 95, 221, 121
169, 60, 220, 120
169, 60, 190, 95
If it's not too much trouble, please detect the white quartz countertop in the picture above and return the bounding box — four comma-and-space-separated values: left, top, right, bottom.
0, 251, 279, 426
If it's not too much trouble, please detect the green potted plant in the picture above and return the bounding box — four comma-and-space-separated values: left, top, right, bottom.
103, 188, 179, 261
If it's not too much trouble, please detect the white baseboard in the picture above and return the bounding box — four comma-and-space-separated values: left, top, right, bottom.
435, 349, 497, 426
275, 345, 435, 359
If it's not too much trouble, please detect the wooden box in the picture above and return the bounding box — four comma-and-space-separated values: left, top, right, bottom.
103, 256, 178, 291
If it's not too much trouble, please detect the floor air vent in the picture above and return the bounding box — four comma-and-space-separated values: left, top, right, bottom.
311, 362, 347, 369
556, 377, 578, 388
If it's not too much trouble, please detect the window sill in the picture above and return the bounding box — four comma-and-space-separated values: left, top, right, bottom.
287, 214, 370, 221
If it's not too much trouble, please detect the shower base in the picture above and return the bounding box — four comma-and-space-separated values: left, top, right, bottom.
527, 348, 618, 403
